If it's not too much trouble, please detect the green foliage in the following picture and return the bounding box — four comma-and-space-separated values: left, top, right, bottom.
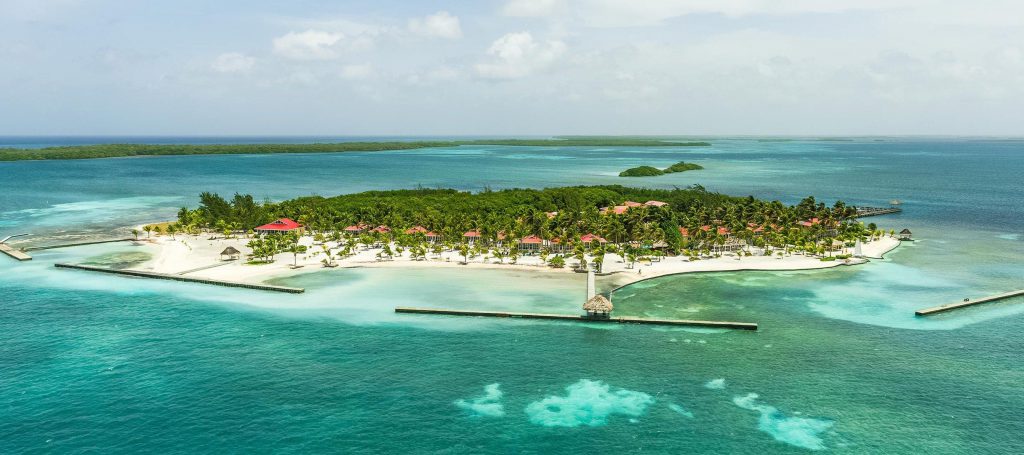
663, 161, 704, 173
619, 166, 665, 177
0, 138, 709, 161
619, 161, 703, 178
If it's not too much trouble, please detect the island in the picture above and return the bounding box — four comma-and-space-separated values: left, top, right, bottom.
0, 138, 711, 161
619, 161, 704, 177
121, 185, 899, 290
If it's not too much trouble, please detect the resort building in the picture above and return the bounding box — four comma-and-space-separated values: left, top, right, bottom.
405, 226, 440, 243
463, 230, 481, 245
579, 233, 607, 247
344, 223, 368, 235
518, 235, 544, 252
254, 218, 303, 235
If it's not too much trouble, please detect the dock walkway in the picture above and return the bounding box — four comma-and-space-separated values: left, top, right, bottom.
0, 244, 32, 261
854, 207, 902, 218
395, 307, 757, 330
54, 263, 304, 294
25, 238, 134, 251
916, 289, 1024, 316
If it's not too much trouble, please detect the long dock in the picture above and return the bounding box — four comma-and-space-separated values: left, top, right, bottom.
54, 263, 304, 294
915, 289, 1024, 316
0, 243, 32, 261
394, 307, 757, 330
25, 238, 134, 251
854, 206, 902, 217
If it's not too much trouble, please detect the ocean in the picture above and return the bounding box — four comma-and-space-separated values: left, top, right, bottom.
1, 138, 1022, 453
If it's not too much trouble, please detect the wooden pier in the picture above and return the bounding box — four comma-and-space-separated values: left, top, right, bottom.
854, 206, 902, 218
54, 263, 305, 294
394, 307, 758, 330
25, 238, 134, 251
0, 243, 32, 261
915, 289, 1024, 316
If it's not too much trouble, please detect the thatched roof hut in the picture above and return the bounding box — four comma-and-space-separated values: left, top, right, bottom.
220, 246, 241, 260
898, 228, 912, 240
583, 295, 613, 318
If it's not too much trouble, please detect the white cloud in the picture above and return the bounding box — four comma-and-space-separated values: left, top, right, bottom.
497, 0, 955, 27
475, 32, 567, 79
408, 11, 462, 39
502, 0, 563, 17
340, 63, 374, 80
272, 30, 345, 60
211, 52, 255, 73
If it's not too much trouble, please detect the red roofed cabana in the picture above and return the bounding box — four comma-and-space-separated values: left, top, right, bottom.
254, 218, 303, 235
518, 235, 544, 251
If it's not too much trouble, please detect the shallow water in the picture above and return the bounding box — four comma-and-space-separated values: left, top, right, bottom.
1, 138, 1023, 453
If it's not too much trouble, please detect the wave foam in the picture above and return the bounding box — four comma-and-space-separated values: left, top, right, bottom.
455, 383, 505, 418
525, 379, 654, 427
733, 393, 833, 451
704, 378, 726, 390
668, 403, 694, 418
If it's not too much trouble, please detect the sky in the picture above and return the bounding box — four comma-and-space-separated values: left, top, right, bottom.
1, 0, 1022, 136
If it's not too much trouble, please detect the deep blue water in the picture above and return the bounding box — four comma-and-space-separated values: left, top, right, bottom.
1, 138, 1023, 453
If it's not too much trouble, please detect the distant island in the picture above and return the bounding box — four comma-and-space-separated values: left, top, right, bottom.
619, 161, 704, 177
0, 138, 711, 161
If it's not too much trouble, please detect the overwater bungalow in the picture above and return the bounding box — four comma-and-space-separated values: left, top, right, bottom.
899, 228, 912, 240
583, 295, 613, 319
254, 218, 303, 235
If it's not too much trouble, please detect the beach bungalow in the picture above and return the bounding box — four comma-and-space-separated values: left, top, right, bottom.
405, 226, 441, 243
371, 225, 391, 234
463, 230, 481, 245
254, 218, 303, 235
220, 246, 241, 261
344, 223, 368, 235
518, 235, 544, 252
579, 233, 607, 247
899, 228, 912, 240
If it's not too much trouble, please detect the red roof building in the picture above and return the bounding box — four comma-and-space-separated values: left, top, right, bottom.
254, 218, 303, 234
344, 223, 368, 233
405, 226, 428, 234
580, 233, 607, 244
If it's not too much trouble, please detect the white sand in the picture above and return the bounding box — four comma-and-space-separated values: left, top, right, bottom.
133, 232, 902, 288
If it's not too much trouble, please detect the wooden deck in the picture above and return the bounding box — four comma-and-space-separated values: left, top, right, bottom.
54, 263, 304, 294
394, 307, 758, 330
0, 243, 32, 261
915, 289, 1024, 316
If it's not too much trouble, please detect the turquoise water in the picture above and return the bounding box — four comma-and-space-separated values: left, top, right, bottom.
1, 139, 1023, 453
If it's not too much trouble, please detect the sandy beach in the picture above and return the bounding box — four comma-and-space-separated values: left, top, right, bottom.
130, 230, 902, 290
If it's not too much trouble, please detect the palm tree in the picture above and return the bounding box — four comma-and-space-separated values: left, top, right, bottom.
143, 225, 154, 239
131, 229, 139, 240
288, 244, 308, 267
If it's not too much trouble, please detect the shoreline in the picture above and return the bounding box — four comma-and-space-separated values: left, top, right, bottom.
124, 231, 901, 292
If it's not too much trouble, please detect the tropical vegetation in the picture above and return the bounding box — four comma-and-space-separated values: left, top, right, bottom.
169, 185, 886, 266
0, 138, 710, 161
619, 161, 703, 177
